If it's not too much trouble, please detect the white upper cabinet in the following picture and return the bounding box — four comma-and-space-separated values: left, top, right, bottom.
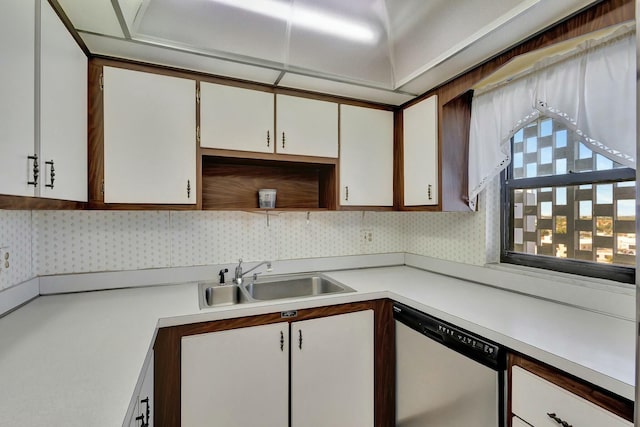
0, 0, 35, 197
200, 82, 274, 153
39, 0, 87, 202
340, 105, 394, 206
181, 323, 289, 427
403, 95, 439, 206
103, 67, 196, 204
291, 310, 374, 427
276, 94, 338, 158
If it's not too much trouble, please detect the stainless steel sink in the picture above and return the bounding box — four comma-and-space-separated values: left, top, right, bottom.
238, 273, 354, 302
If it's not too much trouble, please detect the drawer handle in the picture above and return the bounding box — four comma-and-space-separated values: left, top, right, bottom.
547, 412, 573, 427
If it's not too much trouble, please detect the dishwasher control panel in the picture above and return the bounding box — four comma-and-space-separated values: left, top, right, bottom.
393, 302, 505, 370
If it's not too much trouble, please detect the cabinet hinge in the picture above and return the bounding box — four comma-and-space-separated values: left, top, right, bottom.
196, 126, 200, 144
99, 73, 104, 91
196, 88, 200, 104
101, 179, 104, 196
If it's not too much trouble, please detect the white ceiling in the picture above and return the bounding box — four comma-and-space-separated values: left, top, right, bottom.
56, 0, 598, 105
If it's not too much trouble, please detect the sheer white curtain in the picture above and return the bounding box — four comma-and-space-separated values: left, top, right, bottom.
468, 25, 636, 210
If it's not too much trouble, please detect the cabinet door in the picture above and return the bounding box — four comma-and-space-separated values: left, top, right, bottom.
403, 95, 438, 206
276, 94, 338, 158
181, 323, 289, 427
39, 0, 87, 201
138, 351, 153, 427
103, 67, 196, 204
0, 0, 35, 197
340, 105, 393, 206
512, 366, 632, 427
291, 310, 374, 427
200, 82, 274, 153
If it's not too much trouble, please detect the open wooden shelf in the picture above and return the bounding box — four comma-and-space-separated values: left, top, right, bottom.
201, 156, 337, 210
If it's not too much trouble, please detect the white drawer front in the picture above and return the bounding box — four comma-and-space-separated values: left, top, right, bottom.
511, 366, 631, 427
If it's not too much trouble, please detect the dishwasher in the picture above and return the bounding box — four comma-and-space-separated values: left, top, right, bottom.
393, 302, 506, 427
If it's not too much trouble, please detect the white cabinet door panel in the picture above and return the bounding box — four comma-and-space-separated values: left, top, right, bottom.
403, 95, 438, 206
40, 0, 87, 201
0, 0, 35, 197
291, 310, 374, 427
181, 323, 289, 427
200, 82, 274, 153
340, 105, 393, 206
103, 67, 196, 204
276, 94, 338, 158
512, 366, 632, 427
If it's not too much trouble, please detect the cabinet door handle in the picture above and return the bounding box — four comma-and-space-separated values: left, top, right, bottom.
187, 180, 191, 198
267, 130, 270, 147
28, 154, 39, 187
280, 330, 284, 351
427, 184, 432, 200
282, 132, 286, 149
298, 329, 302, 350
547, 413, 573, 427
45, 160, 55, 189
345, 186, 349, 201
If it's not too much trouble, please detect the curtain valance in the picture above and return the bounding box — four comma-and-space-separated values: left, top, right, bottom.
468, 25, 635, 209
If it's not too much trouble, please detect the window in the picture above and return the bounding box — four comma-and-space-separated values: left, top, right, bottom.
501, 117, 636, 283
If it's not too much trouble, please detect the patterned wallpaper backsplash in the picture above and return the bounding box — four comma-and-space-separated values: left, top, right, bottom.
0, 211, 33, 290
1, 204, 488, 289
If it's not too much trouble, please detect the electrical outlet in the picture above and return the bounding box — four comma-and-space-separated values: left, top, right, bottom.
0, 247, 9, 289
361, 229, 373, 244
0, 247, 9, 271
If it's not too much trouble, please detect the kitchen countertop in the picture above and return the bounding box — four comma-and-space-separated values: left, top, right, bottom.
0, 266, 634, 426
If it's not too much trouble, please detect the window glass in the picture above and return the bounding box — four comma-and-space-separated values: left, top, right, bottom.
503, 117, 635, 279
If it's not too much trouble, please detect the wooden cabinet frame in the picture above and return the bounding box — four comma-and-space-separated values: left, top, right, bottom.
153, 299, 395, 426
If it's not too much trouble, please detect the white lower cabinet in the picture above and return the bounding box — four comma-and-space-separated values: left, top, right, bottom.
511, 366, 632, 427
291, 310, 374, 427
181, 322, 289, 427
180, 310, 374, 427
130, 351, 154, 427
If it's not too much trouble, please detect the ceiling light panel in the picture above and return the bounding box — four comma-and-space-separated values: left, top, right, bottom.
133, 0, 289, 65
56, 0, 125, 37
286, 0, 393, 87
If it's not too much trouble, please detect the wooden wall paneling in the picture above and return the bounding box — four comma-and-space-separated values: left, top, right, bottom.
153, 300, 394, 426
508, 352, 634, 423
195, 80, 202, 210
87, 61, 104, 206
319, 163, 338, 210
441, 91, 473, 212
0, 195, 85, 210
373, 299, 395, 427
393, 110, 404, 210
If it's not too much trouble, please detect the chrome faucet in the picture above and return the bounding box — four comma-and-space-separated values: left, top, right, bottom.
233, 258, 272, 285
